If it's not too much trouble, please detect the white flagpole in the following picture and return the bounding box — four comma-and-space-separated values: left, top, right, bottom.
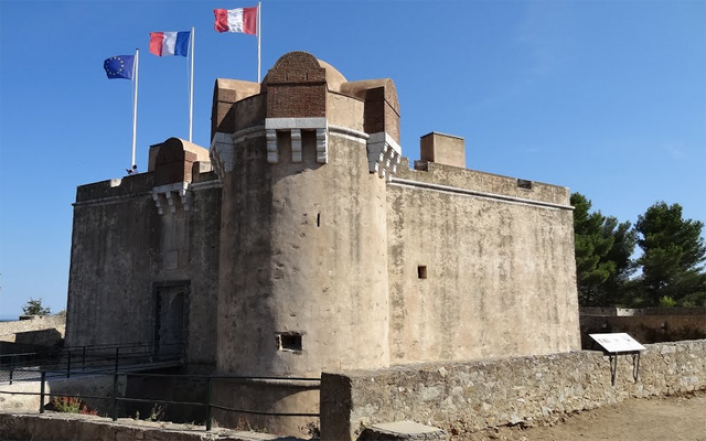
132, 48, 139, 168
189, 27, 195, 142
257, 2, 261, 83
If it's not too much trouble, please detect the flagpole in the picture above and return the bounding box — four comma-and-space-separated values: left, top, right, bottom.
189, 27, 195, 142
257, 2, 261, 83
132, 48, 139, 168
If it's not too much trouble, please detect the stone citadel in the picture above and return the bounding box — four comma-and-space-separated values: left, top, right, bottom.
65, 51, 581, 434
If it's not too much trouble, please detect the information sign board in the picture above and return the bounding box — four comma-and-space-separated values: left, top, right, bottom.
589, 333, 646, 353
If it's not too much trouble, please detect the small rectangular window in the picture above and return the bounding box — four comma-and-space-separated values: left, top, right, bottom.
277, 333, 302, 351
418, 266, 428, 279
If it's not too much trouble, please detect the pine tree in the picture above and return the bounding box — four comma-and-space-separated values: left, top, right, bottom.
571, 193, 615, 305
635, 202, 706, 306
22, 298, 51, 316
600, 216, 638, 304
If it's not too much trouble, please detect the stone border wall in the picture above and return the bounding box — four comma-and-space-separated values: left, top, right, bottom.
320, 340, 706, 441
580, 307, 706, 316
580, 314, 706, 347
0, 412, 280, 441
0, 312, 66, 343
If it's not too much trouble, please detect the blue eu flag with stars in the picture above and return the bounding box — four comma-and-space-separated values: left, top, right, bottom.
104, 55, 134, 80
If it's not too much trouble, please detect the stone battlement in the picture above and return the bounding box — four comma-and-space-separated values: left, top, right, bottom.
399, 158, 570, 207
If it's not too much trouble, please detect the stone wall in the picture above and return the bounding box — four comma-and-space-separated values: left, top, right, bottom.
0, 411, 278, 441
581, 307, 706, 316
65, 168, 221, 367
320, 340, 706, 441
0, 342, 55, 360
386, 160, 580, 363
0, 312, 66, 344
66, 174, 161, 348
581, 315, 706, 347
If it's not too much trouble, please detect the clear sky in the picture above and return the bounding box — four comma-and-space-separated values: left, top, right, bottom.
0, 0, 704, 319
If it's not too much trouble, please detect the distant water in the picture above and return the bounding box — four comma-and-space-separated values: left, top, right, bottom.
0, 315, 18, 322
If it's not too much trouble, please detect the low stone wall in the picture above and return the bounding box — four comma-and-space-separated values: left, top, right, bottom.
580, 307, 706, 316
320, 340, 706, 441
0, 412, 286, 441
0, 312, 66, 344
0, 341, 60, 362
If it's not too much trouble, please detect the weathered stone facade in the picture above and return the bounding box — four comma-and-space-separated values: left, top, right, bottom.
64, 51, 580, 435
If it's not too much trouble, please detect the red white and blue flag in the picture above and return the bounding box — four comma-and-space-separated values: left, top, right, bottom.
149, 31, 191, 57
214, 7, 258, 34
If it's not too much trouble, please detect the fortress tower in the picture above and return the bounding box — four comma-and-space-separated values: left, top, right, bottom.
211, 52, 398, 378
65, 51, 580, 436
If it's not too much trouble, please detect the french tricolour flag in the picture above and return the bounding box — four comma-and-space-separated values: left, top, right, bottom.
149, 31, 191, 57
214, 7, 258, 35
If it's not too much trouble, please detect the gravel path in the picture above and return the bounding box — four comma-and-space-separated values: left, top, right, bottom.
461, 392, 706, 441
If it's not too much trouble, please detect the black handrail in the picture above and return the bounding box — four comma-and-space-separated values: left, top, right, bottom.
0, 340, 184, 385
0, 340, 185, 361
0, 369, 322, 431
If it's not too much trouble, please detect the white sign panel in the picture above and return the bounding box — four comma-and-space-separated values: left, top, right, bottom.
589, 333, 646, 353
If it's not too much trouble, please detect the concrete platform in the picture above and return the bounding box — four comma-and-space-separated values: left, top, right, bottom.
360, 420, 448, 440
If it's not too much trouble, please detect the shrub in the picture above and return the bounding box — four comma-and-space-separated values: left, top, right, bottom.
659, 295, 677, 308
51, 396, 81, 413
50, 396, 97, 415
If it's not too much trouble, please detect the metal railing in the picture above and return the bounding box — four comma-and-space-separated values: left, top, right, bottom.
0, 368, 321, 431
0, 341, 184, 384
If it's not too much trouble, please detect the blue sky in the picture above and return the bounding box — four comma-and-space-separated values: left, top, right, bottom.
0, 0, 704, 319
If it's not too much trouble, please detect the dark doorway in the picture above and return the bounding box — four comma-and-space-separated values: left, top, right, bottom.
153, 281, 189, 358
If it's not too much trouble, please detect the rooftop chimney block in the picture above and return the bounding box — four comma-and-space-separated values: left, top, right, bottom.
420, 132, 466, 169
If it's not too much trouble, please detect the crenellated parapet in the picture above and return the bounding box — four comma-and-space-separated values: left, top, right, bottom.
367, 132, 402, 181
209, 52, 405, 182
152, 182, 192, 215
211, 79, 261, 141
210, 131, 235, 180
149, 137, 211, 216
265, 117, 328, 164
341, 78, 401, 145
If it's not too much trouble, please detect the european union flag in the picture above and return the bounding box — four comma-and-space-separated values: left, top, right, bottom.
104, 55, 135, 80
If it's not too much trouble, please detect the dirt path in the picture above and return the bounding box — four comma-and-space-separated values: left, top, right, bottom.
462, 392, 706, 441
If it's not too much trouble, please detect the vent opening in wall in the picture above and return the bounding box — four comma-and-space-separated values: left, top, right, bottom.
517, 179, 533, 190
277, 332, 302, 351
418, 266, 428, 279
317, 213, 320, 227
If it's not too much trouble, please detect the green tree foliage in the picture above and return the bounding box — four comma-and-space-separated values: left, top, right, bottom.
22, 298, 51, 316
571, 193, 615, 305
635, 202, 706, 306
571, 193, 638, 306
600, 216, 638, 303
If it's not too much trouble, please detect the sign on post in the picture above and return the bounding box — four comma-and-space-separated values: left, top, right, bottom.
589, 333, 646, 353
589, 333, 646, 386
